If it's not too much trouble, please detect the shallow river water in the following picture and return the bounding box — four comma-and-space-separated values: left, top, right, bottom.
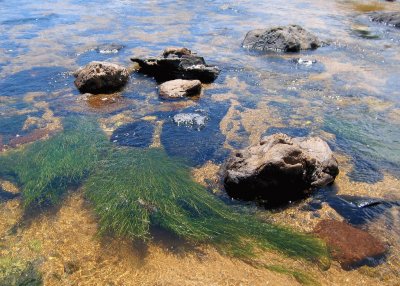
0, 0, 400, 285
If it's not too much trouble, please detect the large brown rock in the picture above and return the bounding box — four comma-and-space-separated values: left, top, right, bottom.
159, 79, 202, 99
314, 220, 387, 269
243, 25, 323, 52
223, 133, 339, 206
131, 47, 220, 83
74, 61, 129, 94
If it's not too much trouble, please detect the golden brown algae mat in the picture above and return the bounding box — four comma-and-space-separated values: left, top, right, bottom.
0, 187, 397, 286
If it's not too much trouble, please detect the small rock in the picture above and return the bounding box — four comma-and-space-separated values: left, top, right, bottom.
131, 48, 220, 83
159, 79, 202, 99
74, 61, 129, 94
243, 25, 323, 52
223, 133, 339, 206
314, 220, 387, 269
370, 11, 400, 27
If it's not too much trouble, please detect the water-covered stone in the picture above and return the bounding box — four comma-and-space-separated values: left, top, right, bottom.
131, 47, 220, 83
74, 61, 129, 94
243, 25, 323, 52
161, 105, 229, 166
110, 120, 155, 148
370, 12, 400, 28
314, 220, 387, 269
159, 79, 202, 99
223, 133, 339, 206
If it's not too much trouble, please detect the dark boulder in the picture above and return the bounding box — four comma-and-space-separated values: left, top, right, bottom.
314, 220, 387, 269
131, 47, 220, 83
370, 12, 400, 27
223, 133, 339, 206
74, 61, 129, 94
159, 79, 202, 99
242, 25, 323, 52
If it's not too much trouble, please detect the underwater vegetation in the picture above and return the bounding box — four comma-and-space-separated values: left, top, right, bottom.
0, 118, 108, 209
0, 257, 42, 286
0, 118, 328, 262
264, 264, 319, 286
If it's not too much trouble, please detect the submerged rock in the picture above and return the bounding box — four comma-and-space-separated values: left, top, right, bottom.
131, 47, 220, 83
159, 79, 202, 99
110, 120, 155, 148
314, 220, 387, 269
223, 133, 339, 206
74, 61, 129, 94
370, 11, 400, 27
161, 104, 229, 166
243, 25, 323, 52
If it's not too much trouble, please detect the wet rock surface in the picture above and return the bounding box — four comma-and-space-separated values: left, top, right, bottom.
242, 25, 323, 52
314, 220, 387, 269
159, 79, 202, 99
223, 133, 339, 206
74, 61, 129, 94
131, 47, 220, 83
370, 12, 400, 27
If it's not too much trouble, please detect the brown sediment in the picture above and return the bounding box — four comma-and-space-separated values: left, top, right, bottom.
191, 161, 220, 188
150, 120, 163, 148
98, 110, 135, 135
8, 128, 56, 148
352, 2, 385, 13
0, 180, 19, 195
1, 189, 397, 285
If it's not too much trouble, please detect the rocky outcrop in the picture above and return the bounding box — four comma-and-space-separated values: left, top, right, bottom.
370, 12, 400, 27
74, 61, 129, 94
159, 79, 202, 99
223, 133, 339, 206
243, 25, 323, 52
314, 220, 387, 269
131, 47, 220, 83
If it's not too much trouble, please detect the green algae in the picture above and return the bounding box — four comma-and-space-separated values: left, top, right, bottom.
0, 257, 42, 286
84, 147, 328, 260
264, 264, 320, 286
0, 118, 329, 262
0, 118, 108, 209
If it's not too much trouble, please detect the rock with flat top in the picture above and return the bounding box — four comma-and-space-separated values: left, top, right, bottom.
223, 133, 339, 206
131, 48, 220, 83
159, 79, 202, 99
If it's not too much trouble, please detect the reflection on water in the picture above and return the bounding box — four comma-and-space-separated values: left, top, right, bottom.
1, 0, 400, 284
